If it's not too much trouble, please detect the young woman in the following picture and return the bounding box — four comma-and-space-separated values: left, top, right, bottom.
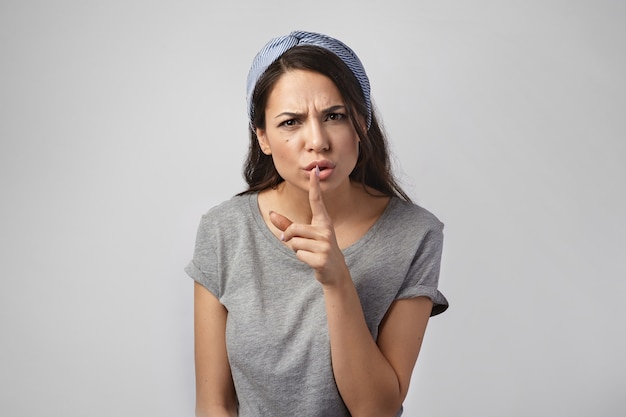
186, 30, 448, 417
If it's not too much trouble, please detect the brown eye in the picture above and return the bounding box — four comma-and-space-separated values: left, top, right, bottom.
279, 119, 297, 127
326, 113, 345, 121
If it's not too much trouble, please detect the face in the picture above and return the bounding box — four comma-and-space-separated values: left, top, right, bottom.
256, 69, 360, 195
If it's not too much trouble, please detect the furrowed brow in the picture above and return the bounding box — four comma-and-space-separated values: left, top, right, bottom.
273, 105, 346, 119
274, 111, 304, 119
323, 105, 346, 114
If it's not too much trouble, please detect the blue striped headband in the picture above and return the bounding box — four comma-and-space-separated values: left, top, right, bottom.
246, 30, 372, 129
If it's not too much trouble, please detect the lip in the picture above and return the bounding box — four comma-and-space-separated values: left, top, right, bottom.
303, 160, 336, 181
303, 160, 336, 171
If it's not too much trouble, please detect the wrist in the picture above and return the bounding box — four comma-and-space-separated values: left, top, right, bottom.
320, 269, 354, 294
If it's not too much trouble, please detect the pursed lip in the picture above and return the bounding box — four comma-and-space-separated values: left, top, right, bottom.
303, 160, 336, 171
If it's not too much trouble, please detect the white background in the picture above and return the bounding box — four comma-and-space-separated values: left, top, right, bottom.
1, 1, 625, 416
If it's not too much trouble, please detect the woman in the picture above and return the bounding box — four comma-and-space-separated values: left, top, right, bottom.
186, 30, 448, 417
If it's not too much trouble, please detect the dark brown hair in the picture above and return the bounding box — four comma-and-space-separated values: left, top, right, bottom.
238, 45, 410, 202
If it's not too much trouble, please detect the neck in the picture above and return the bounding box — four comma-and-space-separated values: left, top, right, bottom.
276, 180, 359, 224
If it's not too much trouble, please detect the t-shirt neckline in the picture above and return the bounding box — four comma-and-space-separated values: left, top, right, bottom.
247, 192, 398, 259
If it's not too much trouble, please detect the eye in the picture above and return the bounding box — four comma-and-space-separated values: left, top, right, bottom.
278, 119, 298, 128
326, 113, 345, 121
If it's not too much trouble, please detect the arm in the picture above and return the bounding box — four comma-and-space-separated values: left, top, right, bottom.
323, 283, 432, 417
194, 282, 238, 417
270, 169, 433, 416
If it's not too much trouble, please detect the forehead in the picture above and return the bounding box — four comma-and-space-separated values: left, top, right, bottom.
266, 69, 343, 110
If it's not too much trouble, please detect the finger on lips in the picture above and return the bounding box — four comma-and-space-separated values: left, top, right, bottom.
309, 165, 328, 219
269, 165, 327, 243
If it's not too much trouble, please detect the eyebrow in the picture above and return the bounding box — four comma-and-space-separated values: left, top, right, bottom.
274, 105, 347, 119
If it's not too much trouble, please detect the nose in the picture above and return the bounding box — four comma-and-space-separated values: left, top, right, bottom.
305, 119, 330, 153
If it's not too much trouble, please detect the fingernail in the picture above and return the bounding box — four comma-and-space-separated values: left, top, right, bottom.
315, 165, 320, 177
280, 232, 285, 241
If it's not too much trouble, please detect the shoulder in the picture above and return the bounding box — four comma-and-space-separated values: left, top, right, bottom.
365, 197, 444, 253
196, 193, 258, 235
385, 197, 444, 233
202, 193, 254, 221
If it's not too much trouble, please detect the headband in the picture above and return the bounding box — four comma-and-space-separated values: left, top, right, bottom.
246, 30, 372, 129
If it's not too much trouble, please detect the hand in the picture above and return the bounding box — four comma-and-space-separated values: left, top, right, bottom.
269, 167, 349, 286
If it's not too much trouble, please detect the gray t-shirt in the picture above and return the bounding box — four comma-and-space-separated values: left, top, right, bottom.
186, 193, 448, 416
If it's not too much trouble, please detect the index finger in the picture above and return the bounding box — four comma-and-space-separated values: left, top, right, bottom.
309, 165, 328, 220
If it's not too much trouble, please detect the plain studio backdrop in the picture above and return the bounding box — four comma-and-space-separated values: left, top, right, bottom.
1, 1, 624, 416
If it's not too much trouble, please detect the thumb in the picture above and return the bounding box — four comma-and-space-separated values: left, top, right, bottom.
269, 211, 293, 232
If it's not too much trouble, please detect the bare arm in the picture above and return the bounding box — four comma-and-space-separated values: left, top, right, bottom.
323, 283, 432, 416
270, 168, 433, 416
194, 282, 238, 417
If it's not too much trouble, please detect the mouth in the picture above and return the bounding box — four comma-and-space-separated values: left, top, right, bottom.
304, 160, 336, 171
303, 160, 336, 181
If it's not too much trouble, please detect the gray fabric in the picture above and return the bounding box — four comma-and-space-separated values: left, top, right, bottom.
185, 193, 448, 416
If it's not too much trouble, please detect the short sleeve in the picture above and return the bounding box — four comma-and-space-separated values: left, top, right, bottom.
395, 221, 448, 316
184, 214, 220, 298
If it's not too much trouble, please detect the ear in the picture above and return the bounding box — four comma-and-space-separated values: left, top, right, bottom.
256, 128, 272, 155
357, 115, 367, 136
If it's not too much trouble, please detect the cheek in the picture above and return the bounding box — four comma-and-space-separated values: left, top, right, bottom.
268, 142, 298, 173
269, 140, 294, 159
343, 133, 361, 157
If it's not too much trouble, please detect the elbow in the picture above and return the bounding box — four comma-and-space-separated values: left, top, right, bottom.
195, 404, 238, 417
349, 398, 403, 417
352, 408, 401, 417
343, 369, 406, 417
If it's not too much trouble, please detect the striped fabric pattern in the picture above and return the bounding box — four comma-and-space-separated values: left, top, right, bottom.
246, 30, 372, 129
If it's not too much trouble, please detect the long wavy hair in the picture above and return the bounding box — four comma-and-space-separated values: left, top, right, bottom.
238, 45, 410, 202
